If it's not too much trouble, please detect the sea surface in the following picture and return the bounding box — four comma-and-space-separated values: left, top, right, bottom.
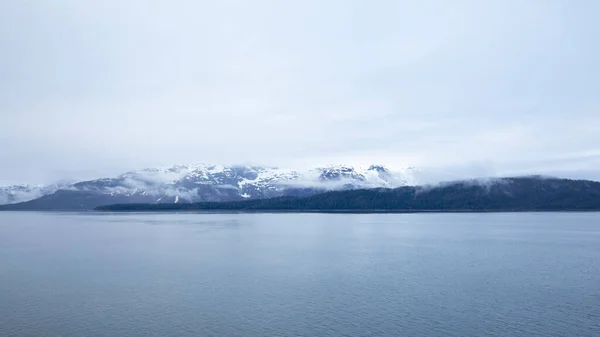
1, 212, 599, 336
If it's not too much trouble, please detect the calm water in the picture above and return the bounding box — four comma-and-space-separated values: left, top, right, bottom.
1, 212, 599, 336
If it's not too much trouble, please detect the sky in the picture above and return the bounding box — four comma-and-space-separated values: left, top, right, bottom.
1, 0, 599, 185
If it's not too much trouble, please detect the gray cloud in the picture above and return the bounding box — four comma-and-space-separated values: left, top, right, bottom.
1, 0, 599, 185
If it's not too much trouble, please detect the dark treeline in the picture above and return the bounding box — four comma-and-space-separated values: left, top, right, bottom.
96, 177, 600, 212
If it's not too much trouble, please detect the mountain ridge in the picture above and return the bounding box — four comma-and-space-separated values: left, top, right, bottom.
0, 164, 416, 210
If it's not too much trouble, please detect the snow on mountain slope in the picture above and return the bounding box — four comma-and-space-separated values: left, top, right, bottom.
67, 164, 417, 203
0, 164, 417, 208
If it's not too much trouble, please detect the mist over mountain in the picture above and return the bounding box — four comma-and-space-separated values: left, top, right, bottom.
97, 177, 600, 212
0, 182, 72, 205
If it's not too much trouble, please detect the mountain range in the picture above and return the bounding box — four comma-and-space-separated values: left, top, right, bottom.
0, 164, 417, 210
97, 177, 600, 212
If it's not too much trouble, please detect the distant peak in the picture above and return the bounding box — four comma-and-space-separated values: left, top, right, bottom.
368, 165, 388, 172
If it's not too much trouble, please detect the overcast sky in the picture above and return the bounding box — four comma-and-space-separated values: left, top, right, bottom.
1, 0, 599, 185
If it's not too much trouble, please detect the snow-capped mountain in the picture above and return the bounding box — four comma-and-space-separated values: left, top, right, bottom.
0, 183, 70, 205
70, 164, 416, 202
0, 164, 417, 210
